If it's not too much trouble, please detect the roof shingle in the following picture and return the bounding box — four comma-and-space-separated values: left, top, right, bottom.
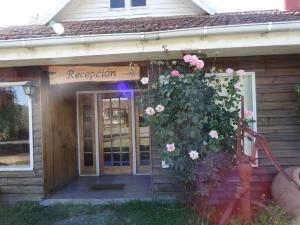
1, 10, 300, 41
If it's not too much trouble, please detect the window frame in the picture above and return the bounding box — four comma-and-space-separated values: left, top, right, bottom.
0, 81, 34, 172
214, 72, 258, 165
109, 0, 126, 9
131, 0, 147, 7
134, 90, 152, 174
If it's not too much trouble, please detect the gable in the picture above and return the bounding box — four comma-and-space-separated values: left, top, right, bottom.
39, 0, 215, 24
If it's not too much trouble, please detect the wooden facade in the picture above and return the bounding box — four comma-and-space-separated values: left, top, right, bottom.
0, 54, 299, 202
41, 75, 78, 196
54, 0, 200, 22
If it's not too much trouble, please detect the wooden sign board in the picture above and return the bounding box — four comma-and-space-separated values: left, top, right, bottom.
49, 66, 140, 85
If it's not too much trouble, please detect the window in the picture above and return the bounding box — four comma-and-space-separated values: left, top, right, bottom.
132, 0, 146, 7
0, 82, 33, 171
215, 72, 257, 160
238, 73, 257, 158
110, 0, 125, 8
135, 91, 151, 174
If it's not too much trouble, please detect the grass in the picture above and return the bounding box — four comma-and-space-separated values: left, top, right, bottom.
105, 201, 199, 225
0, 201, 292, 225
0, 202, 84, 225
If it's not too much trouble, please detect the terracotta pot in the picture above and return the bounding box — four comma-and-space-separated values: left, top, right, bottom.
271, 167, 300, 217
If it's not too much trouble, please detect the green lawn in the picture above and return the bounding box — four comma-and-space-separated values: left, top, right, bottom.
0, 201, 292, 225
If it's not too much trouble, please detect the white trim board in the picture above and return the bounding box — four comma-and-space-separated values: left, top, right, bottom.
94, 93, 100, 176
190, 0, 217, 15
38, 0, 73, 25
130, 90, 137, 175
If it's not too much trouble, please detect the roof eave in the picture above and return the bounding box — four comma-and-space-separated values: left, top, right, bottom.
1, 21, 300, 49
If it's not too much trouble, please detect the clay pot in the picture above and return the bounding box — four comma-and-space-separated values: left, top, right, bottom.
271, 167, 300, 217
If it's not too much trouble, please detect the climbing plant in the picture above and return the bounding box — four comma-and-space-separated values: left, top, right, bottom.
139, 55, 249, 186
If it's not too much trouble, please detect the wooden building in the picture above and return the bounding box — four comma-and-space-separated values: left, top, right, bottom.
0, 0, 300, 202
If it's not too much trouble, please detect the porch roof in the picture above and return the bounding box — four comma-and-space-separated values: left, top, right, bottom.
1, 10, 300, 41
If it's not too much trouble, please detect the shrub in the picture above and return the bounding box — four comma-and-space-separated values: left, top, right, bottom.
140, 55, 243, 186
194, 151, 234, 198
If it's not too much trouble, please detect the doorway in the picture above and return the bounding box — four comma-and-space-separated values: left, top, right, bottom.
77, 90, 151, 176
99, 93, 132, 174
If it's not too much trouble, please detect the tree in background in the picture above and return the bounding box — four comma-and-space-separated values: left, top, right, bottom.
0, 88, 29, 142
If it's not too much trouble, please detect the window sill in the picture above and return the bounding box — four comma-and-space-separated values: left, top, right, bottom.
109, 6, 148, 11
109, 7, 126, 11
130, 6, 148, 9
0, 165, 34, 172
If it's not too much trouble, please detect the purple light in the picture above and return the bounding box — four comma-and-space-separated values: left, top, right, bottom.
117, 82, 131, 98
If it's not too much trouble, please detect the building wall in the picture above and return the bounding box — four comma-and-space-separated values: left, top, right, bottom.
0, 67, 44, 201
55, 0, 201, 22
152, 54, 300, 200
0, 54, 299, 202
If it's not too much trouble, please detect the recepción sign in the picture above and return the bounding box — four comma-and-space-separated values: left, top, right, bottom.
49, 65, 140, 85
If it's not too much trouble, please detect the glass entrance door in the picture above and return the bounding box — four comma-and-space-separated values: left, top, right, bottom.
78, 91, 151, 176
98, 93, 132, 174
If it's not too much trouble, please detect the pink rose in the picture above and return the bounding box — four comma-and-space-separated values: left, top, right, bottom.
244, 109, 253, 119
234, 82, 242, 91
195, 60, 205, 69
189, 55, 200, 66
155, 104, 165, 112
236, 70, 245, 76
171, 70, 180, 77
189, 150, 199, 160
226, 68, 234, 74
166, 143, 175, 152
184, 55, 193, 63
145, 107, 155, 116
183, 54, 205, 69
209, 130, 219, 139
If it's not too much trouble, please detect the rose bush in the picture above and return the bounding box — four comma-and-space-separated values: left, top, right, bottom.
140, 55, 246, 187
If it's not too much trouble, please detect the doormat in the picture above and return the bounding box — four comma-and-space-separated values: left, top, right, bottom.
90, 184, 125, 191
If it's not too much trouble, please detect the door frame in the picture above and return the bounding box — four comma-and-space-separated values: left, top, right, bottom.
98, 92, 134, 175
76, 90, 138, 176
